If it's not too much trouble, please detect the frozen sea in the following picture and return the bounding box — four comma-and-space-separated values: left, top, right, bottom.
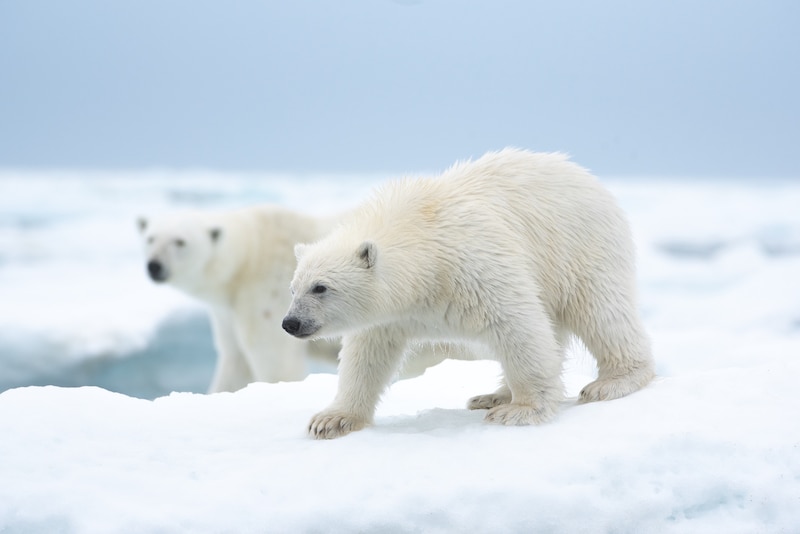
1, 169, 799, 532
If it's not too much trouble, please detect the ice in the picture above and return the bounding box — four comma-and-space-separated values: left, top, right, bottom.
1, 357, 798, 532
1, 170, 799, 531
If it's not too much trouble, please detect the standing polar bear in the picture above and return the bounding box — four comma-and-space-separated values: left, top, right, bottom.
283, 148, 654, 439
139, 205, 339, 393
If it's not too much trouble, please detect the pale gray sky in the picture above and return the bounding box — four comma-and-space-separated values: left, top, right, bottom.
1, 0, 798, 176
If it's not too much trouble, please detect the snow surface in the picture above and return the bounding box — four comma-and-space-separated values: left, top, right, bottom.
1, 171, 800, 532
2, 357, 799, 533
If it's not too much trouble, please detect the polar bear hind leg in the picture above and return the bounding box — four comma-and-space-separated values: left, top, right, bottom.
573, 293, 655, 403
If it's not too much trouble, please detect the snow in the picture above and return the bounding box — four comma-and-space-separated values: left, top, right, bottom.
1, 171, 800, 532
2, 358, 798, 532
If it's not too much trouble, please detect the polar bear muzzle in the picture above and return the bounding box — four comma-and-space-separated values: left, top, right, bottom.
147, 259, 169, 282
281, 316, 319, 338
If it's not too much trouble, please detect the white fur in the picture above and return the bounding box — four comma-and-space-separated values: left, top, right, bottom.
285, 148, 654, 439
139, 205, 339, 392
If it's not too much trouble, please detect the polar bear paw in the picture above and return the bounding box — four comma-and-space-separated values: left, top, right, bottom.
484, 402, 556, 426
308, 409, 368, 440
467, 391, 512, 410
579, 368, 654, 403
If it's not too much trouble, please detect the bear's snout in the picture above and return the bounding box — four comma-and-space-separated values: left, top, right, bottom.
282, 316, 319, 338
147, 260, 168, 282
282, 316, 302, 336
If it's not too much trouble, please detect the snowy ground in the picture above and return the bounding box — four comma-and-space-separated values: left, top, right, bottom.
1, 357, 798, 533
1, 171, 799, 532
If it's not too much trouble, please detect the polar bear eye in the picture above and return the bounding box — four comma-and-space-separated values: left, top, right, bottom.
174, 239, 186, 247
311, 284, 328, 295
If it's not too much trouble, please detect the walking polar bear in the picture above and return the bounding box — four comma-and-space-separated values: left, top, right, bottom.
283, 148, 654, 439
138, 205, 341, 392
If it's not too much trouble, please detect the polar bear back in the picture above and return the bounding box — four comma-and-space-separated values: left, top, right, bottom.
339, 148, 636, 319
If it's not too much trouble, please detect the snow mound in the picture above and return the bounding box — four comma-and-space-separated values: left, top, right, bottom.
1, 358, 798, 533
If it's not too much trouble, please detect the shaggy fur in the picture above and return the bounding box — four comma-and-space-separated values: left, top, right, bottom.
284, 148, 654, 439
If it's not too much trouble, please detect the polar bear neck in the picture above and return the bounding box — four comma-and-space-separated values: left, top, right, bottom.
334, 177, 453, 318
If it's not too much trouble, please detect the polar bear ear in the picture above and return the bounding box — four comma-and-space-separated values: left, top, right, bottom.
356, 241, 377, 269
209, 227, 222, 243
137, 217, 148, 233
294, 243, 307, 261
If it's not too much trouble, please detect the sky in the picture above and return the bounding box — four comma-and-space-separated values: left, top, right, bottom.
1, 0, 798, 177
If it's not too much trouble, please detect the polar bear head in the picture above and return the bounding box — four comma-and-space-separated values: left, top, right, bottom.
137, 212, 224, 294
282, 238, 380, 339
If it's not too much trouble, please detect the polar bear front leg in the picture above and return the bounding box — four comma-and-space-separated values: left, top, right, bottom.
240, 317, 308, 383
208, 313, 254, 393
308, 326, 407, 439
482, 304, 565, 426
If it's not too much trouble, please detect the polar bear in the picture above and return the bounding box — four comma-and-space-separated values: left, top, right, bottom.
138, 205, 340, 392
283, 148, 655, 439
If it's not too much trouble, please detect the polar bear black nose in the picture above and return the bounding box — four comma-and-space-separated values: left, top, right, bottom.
282, 317, 301, 335
147, 260, 166, 282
